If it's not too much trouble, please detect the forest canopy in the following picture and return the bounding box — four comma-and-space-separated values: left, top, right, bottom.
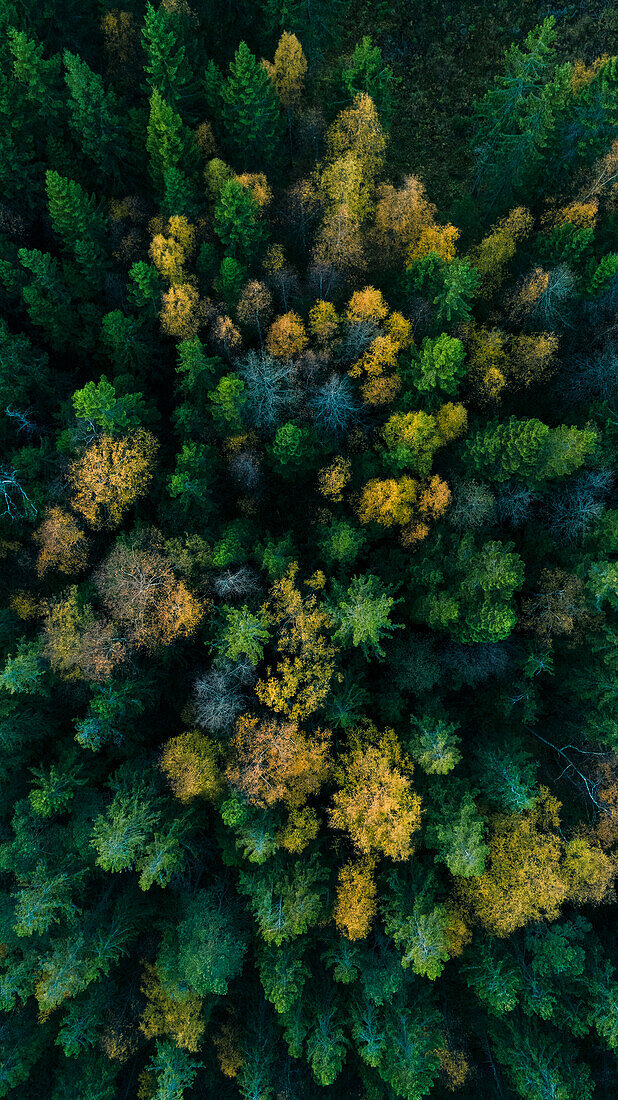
1, 1, 618, 1098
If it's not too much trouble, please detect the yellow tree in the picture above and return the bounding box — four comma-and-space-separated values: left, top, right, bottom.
346, 286, 388, 325
358, 476, 419, 527
150, 215, 196, 284
265, 311, 308, 359
160, 730, 223, 803
372, 175, 457, 267
226, 712, 331, 808
325, 93, 386, 181
236, 280, 273, 346
312, 202, 365, 273
236, 172, 272, 209
160, 283, 201, 339
317, 456, 351, 502
460, 789, 615, 936
263, 32, 307, 156
509, 332, 558, 388
69, 430, 157, 530
264, 32, 307, 108
140, 964, 204, 1052
333, 858, 377, 940
33, 508, 89, 576
329, 723, 421, 861
308, 300, 339, 345
255, 563, 336, 720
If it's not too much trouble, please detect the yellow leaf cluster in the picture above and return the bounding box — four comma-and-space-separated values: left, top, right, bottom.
150, 215, 195, 284
265, 311, 307, 359
471, 207, 533, 296
236, 172, 272, 209
309, 299, 339, 344
140, 964, 204, 1052
69, 430, 157, 530
317, 456, 351, 502
160, 283, 201, 339
333, 858, 377, 939
42, 587, 126, 682
160, 730, 222, 803
255, 564, 336, 720
34, 507, 89, 577
329, 724, 421, 861
264, 31, 307, 107
227, 712, 331, 808
459, 788, 615, 937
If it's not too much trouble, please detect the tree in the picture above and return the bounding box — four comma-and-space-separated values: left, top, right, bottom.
142, 1, 193, 106
255, 564, 336, 720
69, 430, 157, 529
63, 51, 123, 172
329, 723, 421, 860
146, 88, 190, 185
221, 42, 284, 168
238, 853, 328, 944
458, 790, 568, 936
409, 334, 467, 397
340, 37, 396, 119
33, 508, 89, 576
464, 417, 597, 484
218, 605, 270, 665
333, 858, 377, 940
214, 178, 264, 260
161, 888, 248, 995
409, 714, 461, 774
226, 713, 331, 808
95, 531, 202, 650
140, 963, 204, 1052
147, 1041, 201, 1100
42, 587, 126, 682
265, 312, 307, 359
160, 730, 222, 803
264, 32, 307, 156
331, 574, 400, 658
160, 283, 201, 338
265, 32, 307, 108
236, 280, 273, 346
45, 171, 105, 252
71, 374, 145, 435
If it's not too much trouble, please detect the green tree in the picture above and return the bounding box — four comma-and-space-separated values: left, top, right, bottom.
214, 178, 264, 260
332, 574, 400, 659
142, 1, 194, 106
221, 42, 284, 168
63, 51, 123, 173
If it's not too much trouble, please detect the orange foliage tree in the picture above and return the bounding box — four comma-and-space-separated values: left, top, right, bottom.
95, 530, 203, 650
226, 712, 331, 808
70, 430, 157, 530
265, 311, 307, 359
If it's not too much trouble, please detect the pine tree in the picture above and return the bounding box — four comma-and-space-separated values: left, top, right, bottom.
221, 42, 284, 169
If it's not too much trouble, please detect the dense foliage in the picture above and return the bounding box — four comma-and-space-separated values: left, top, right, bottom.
1, 2, 618, 1098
